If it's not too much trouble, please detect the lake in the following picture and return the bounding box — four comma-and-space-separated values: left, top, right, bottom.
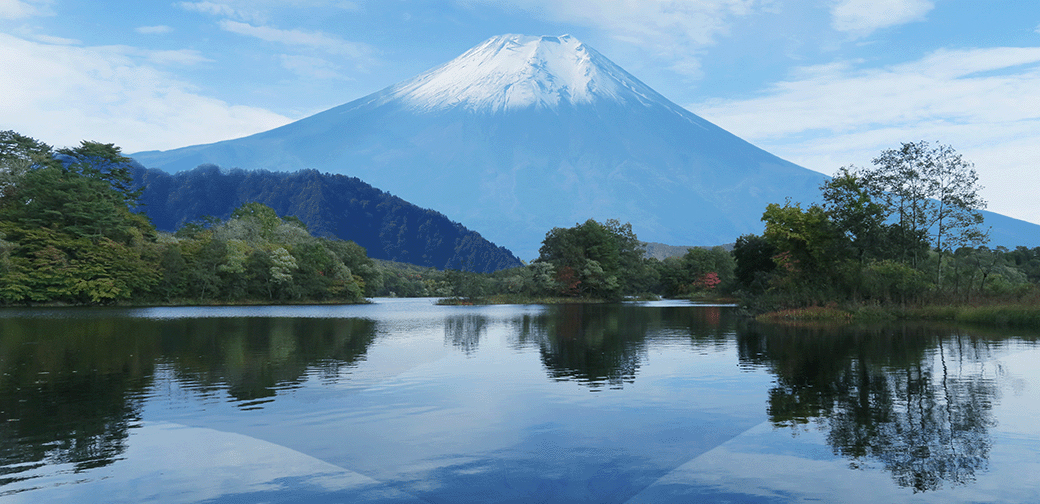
1, 298, 1038, 503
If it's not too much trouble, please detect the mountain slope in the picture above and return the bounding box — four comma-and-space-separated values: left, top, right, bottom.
131, 34, 1040, 258
132, 165, 523, 273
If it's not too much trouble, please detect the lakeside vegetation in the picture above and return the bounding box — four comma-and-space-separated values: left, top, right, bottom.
0, 131, 373, 305
735, 141, 1039, 324
3, 130, 1040, 327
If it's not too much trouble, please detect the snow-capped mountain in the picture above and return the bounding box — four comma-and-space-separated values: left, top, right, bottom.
132, 34, 1040, 259
379, 34, 680, 113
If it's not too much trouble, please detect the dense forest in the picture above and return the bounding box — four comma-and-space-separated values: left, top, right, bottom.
131, 164, 523, 273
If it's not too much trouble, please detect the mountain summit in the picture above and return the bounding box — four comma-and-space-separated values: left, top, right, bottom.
131, 35, 1040, 259
377, 34, 679, 113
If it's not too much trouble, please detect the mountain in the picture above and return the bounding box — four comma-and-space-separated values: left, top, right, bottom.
131, 34, 1040, 259
131, 164, 523, 273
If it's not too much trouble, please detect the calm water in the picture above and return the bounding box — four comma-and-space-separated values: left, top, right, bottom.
1, 298, 1039, 503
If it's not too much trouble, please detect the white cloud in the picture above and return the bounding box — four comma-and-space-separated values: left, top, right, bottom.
460, 0, 761, 78
218, 19, 375, 64
0, 33, 292, 153
175, 0, 360, 24
136, 25, 174, 35
831, 0, 933, 38
279, 54, 350, 80
29, 33, 80, 45
144, 48, 211, 66
692, 47, 1040, 139
176, 1, 236, 18
688, 46, 1040, 224
0, 0, 51, 19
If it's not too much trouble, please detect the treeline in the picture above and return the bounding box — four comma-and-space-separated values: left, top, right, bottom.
6, 130, 1038, 308
386, 218, 737, 302
732, 141, 1040, 311
0, 131, 373, 305
409, 142, 1040, 309
131, 164, 523, 274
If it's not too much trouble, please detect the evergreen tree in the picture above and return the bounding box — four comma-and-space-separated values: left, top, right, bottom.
0, 133, 159, 304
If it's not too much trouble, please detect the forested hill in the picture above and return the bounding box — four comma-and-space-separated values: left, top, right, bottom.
131, 165, 523, 273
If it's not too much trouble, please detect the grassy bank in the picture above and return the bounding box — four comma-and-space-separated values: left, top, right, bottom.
756, 303, 1040, 328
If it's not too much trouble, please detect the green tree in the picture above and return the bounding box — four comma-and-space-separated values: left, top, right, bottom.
658, 247, 734, 297
821, 167, 888, 261
0, 134, 160, 304
732, 234, 777, 293
537, 219, 645, 299
867, 141, 987, 272
57, 141, 141, 207
1, 131, 59, 198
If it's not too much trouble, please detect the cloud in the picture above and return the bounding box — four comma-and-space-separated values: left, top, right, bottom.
0, 33, 292, 153
0, 0, 51, 19
279, 54, 351, 80
218, 20, 375, 64
136, 25, 174, 35
692, 47, 1040, 139
175, 0, 360, 23
459, 0, 761, 78
144, 48, 211, 66
176, 1, 236, 18
688, 46, 1040, 224
29, 33, 80, 45
831, 0, 934, 38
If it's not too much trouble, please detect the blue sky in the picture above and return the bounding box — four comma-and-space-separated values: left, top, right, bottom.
2, 0, 1040, 226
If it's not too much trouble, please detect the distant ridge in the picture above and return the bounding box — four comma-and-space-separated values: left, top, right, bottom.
132, 34, 1040, 256
132, 165, 523, 273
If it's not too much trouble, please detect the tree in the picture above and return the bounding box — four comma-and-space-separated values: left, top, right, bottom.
868, 141, 987, 273
732, 234, 777, 293
821, 167, 887, 260
0, 135, 160, 304
1, 131, 59, 198
658, 247, 734, 297
537, 219, 646, 299
57, 141, 142, 207
602, 219, 655, 295
762, 202, 844, 273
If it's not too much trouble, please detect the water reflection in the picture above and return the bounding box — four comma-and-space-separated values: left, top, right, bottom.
444, 315, 487, 356
0, 317, 155, 489
0, 303, 1036, 503
0, 314, 377, 494
514, 304, 739, 390
156, 317, 376, 403
743, 323, 1001, 492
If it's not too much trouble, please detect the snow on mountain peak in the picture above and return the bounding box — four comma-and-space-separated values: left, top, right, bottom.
383, 34, 667, 112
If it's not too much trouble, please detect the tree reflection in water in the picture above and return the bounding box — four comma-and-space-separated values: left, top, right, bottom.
159, 317, 377, 403
514, 303, 737, 391
0, 314, 378, 492
0, 317, 156, 489
742, 323, 1000, 492
444, 315, 487, 356
0, 304, 1024, 498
